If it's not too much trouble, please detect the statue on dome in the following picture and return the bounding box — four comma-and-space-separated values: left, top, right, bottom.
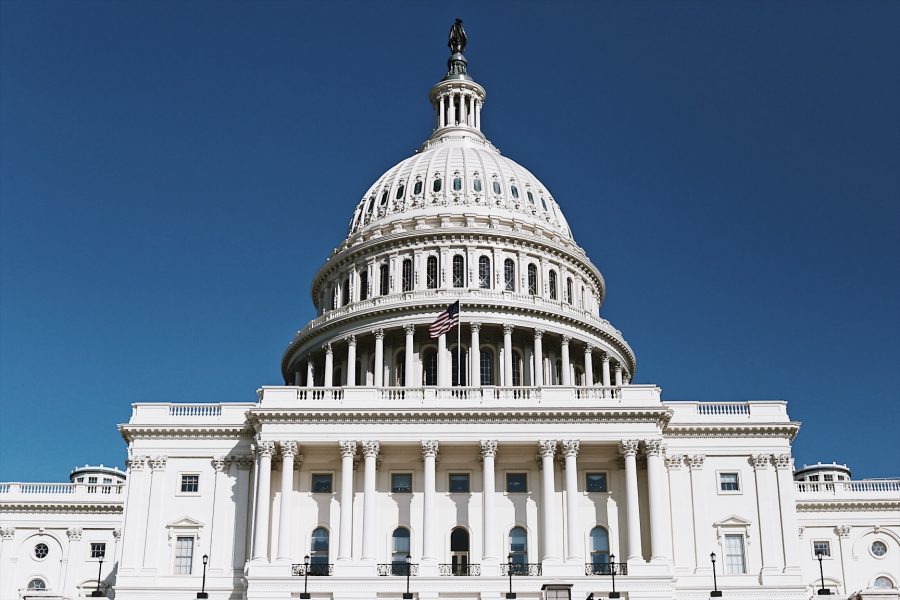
448, 19, 467, 54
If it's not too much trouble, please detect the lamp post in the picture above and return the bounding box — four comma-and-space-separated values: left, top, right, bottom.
402, 554, 413, 600
506, 554, 516, 599
710, 552, 722, 598
196, 554, 209, 598
300, 554, 311, 599
90, 550, 105, 597
608, 554, 620, 599
816, 552, 831, 595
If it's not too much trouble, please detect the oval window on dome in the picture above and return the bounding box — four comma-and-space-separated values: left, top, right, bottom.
511, 186, 519, 199
414, 181, 423, 195
527, 191, 534, 204
380, 191, 388, 206
474, 178, 482, 192
396, 184, 405, 199
453, 177, 462, 191
492, 181, 501, 194
433, 179, 442, 192
366, 196, 376, 215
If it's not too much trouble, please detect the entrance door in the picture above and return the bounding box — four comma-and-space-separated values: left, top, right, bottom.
450, 527, 469, 575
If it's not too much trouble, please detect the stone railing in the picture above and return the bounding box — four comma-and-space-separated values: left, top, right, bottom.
129, 402, 255, 425
695, 402, 751, 416
795, 480, 900, 496
0, 482, 125, 499
169, 404, 222, 417
665, 400, 790, 424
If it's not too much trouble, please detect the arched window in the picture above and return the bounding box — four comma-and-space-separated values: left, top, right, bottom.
414, 180, 423, 195
392, 527, 411, 570
423, 350, 438, 386
473, 178, 482, 192
359, 270, 368, 301
478, 256, 491, 289
379, 264, 390, 296
527, 264, 538, 295
511, 185, 519, 199
342, 277, 350, 306
366, 196, 376, 215
480, 349, 494, 385
453, 177, 462, 191
874, 577, 896, 589
310, 527, 330, 572
396, 183, 405, 199
450, 527, 470, 575
433, 178, 442, 192
509, 527, 528, 571
402, 259, 413, 292
590, 527, 610, 570
452, 255, 465, 288
27, 579, 46, 591
492, 180, 501, 194
566, 277, 573, 304
504, 259, 515, 291
541, 196, 548, 210
548, 270, 558, 300
527, 191, 534, 204
380, 190, 388, 206
426, 256, 438, 289
451, 348, 467, 386
512, 350, 522, 387
396, 352, 405, 386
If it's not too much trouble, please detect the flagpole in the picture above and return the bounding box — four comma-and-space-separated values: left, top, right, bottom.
457, 300, 461, 387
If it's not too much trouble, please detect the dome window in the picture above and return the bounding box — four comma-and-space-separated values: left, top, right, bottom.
433, 178, 442, 192
414, 180, 423, 195
549, 270, 558, 300
511, 185, 519, 199
527, 264, 538, 295
540, 196, 548, 211
452, 255, 465, 288
359, 270, 368, 301
492, 181, 501, 194
396, 184, 405, 199
478, 256, 491, 289
504, 259, 515, 291
473, 178, 482, 192
366, 196, 376, 215
401, 259, 413, 292
527, 191, 534, 204
379, 264, 390, 296
342, 278, 350, 306
566, 277, 573, 304
426, 256, 438, 289
380, 190, 388, 206
453, 177, 462, 191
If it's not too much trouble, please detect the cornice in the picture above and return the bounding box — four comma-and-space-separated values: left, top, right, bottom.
795, 500, 900, 512
0, 501, 124, 514
663, 423, 801, 441
119, 424, 253, 443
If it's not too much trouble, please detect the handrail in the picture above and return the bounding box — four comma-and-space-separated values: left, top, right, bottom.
795, 480, 900, 494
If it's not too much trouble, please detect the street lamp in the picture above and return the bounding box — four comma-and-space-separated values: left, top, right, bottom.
608, 554, 620, 599
506, 554, 516, 599
710, 552, 722, 598
196, 554, 209, 598
816, 552, 831, 595
90, 549, 105, 597
402, 554, 413, 600
300, 554, 311, 599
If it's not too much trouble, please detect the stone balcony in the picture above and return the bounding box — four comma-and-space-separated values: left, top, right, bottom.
794, 479, 900, 498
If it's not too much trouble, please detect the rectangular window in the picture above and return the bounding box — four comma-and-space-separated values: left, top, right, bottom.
724, 534, 746, 574
359, 271, 368, 301
586, 472, 608, 493
391, 473, 412, 493
174, 536, 194, 575
823, 474, 834, 481
180, 474, 200, 494
506, 473, 527, 493
90, 542, 106, 559
312, 473, 333, 493
449, 473, 470, 493
813, 541, 831, 557
719, 472, 740, 492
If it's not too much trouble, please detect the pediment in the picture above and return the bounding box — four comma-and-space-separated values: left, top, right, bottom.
166, 516, 204, 529
714, 514, 752, 527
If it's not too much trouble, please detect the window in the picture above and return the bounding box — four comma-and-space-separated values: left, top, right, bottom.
544, 587, 571, 600
453, 177, 462, 191
473, 178, 482, 192
366, 196, 376, 215
586, 472, 608, 493
492, 180, 501, 194
527, 264, 537, 294
504, 259, 515, 291
396, 184, 405, 199
719, 472, 740, 492
90, 542, 106, 559
480, 349, 494, 385
824, 474, 833, 481
330, 286, 338, 310
426, 256, 438, 289
813, 541, 831, 557
723, 534, 746, 574
508, 527, 528, 566
174, 536, 194, 574
874, 577, 896, 589
359, 270, 368, 301
392, 527, 410, 566
414, 180, 423, 195
451, 348, 467, 386
566, 277, 573, 304
312, 473, 333, 493
423, 350, 438, 386
433, 178, 442, 192
540, 196, 548, 210
310, 527, 329, 568
478, 256, 490, 289
548, 270, 558, 300
506, 473, 527, 493
871, 540, 888, 557
402, 259, 413, 292
527, 191, 534, 204
27, 579, 46, 591
34, 543, 49, 559
449, 473, 470, 493
379, 263, 389, 295
380, 190, 388, 206
452, 255, 465, 287
590, 526, 610, 567
511, 185, 519, 199
395, 352, 406, 386
450, 527, 470, 574
342, 277, 350, 306
392, 473, 412, 493
512, 350, 522, 386
180, 474, 200, 494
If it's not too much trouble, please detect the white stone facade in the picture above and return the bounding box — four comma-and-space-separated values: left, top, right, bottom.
1, 21, 898, 600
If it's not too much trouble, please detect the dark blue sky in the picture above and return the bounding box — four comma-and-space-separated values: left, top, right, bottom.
1, 1, 898, 481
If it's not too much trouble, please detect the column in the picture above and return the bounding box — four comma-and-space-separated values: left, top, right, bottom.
753, 454, 782, 574
503, 324, 513, 386
562, 440, 581, 561
470, 322, 481, 386
645, 440, 670, 563
0, 527, 15, 600
404, 325, 415, 388
373, 329, 384, 387
338, 441, 357, 561
439, 96, 445, 128
560, 336, 571, 385
583, 344, 594, 386
276, 442, 298, 561
143, 456, 167, 568
773, 454, 802, 572
346, 335, 357, 387
306, 358, 315, 388
252, 441, 275, 561
538, 441, 560, 561
438, 332, 447, 386
210, 457, 233, 571
422, 441, 439, 563
620, 440, 643, 562
481, 441, 499, 565
475, 100, 482, 129
63, 527, 83, 595
666, 455, 694, 572
601, 353, 611, 386
533, 329, 544, 386
361, 441, 380, 561
614, 364, 623, 387
323, 344, 334, 387
119, 456, 148, 571
687, 455, 707, 572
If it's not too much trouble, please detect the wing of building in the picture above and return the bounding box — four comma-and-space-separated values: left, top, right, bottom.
1, 21, 898, 600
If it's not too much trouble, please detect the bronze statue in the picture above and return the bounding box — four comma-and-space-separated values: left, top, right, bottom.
448, 19, 467, 54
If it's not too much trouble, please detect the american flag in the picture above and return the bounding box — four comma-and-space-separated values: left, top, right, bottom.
429, 300, 460, 338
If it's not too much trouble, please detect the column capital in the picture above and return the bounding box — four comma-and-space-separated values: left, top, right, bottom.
126, 455, 149, 471
773, 454, 793, 470
421, 440, 439, 458
150, 455, 168, 471
281, 441, 299, 458
212, 456, 229, 472
339, 440, 358, 458
345, 334, 357, 347
614, 364, 623, 373
561, 439, 580, 458
0, 526, 15, 540
362, 440, 381, 458
235, 455, 255, 470
404, 323, 415, 335
619, 439, 640, 457
112, 528, 122, 540
470, 321, 482, 333
480, 440, 498, 458
687, 454, 705, 470
503, 324, 514, 335
66, 527, 82, 541
751, 453, 773, 470
584, 343, 595, 353
538, 440, 557, 458
323, 342, 333, 355
534, 328, 544, 340
644, 439, 664, 457
373, 328, 384, 340
255, 440, 276, 458
601, 352, 610, 363
665, 454, 684, 470
561, 335, 571, 345
835, 525, 852, 538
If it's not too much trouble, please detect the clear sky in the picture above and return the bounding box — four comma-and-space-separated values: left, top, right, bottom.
1, 1, 898, 481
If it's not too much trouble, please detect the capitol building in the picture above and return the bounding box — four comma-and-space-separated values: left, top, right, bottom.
1, 21, 897, 600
